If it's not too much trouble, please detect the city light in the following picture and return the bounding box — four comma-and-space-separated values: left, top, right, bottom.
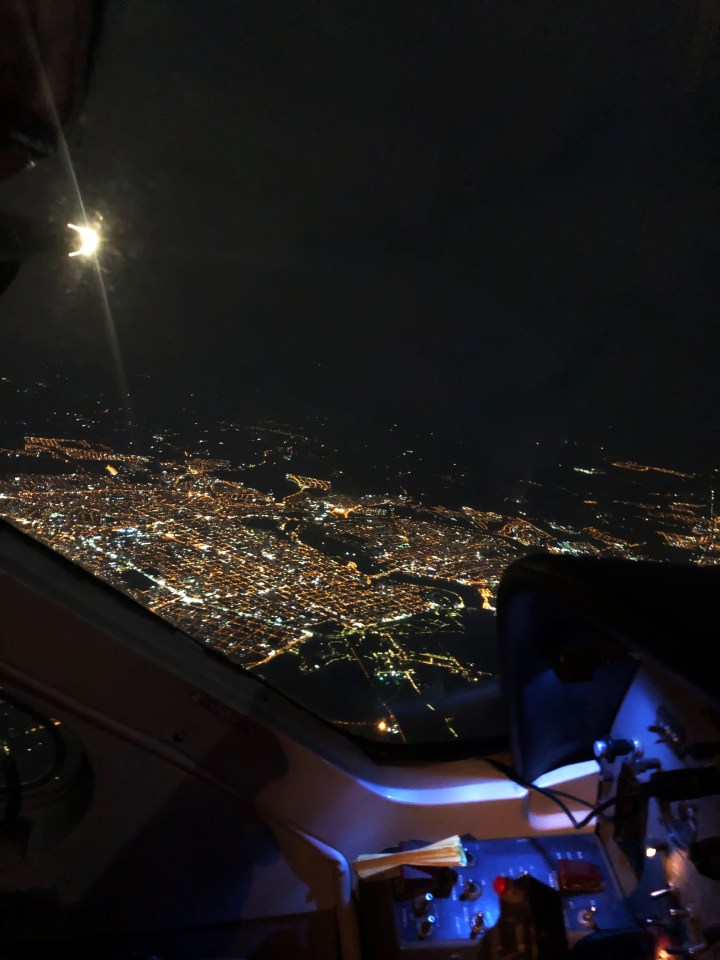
1, 424, 717, 744
67, 222, 101, 258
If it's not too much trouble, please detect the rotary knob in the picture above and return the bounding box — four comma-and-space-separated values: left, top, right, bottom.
417, 915, 436, 939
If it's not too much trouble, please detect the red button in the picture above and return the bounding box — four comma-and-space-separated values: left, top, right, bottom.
493, 875, 509, 896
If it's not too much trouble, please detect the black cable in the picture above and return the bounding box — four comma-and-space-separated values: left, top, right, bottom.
571, 794, 622, 830
486, 758, 585, 826
528, 836, 563, 877
541, 786, 597, 810
486, 757, 627, 829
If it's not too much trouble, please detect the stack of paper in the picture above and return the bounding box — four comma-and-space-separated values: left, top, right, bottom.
353, 835, 467, 880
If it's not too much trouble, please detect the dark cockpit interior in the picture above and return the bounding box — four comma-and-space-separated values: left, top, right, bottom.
2, 521, 720, 959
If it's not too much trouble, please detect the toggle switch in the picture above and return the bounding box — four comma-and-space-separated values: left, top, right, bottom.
470, 912, 486, 938
577, 907, 598, 929
650, 886, 674, 899
459, 878, 482, 901
593, 737, 642, 762
417, 915, 436, 939
413, 892, 434, 916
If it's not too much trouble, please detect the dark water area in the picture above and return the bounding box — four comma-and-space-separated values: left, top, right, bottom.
121, 569, 156, 591
258, 618, 504, 745
0, 453, 79, 476
299, 533, 377, 572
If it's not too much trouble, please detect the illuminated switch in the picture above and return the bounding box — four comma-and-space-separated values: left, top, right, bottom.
556, 859, 604, 894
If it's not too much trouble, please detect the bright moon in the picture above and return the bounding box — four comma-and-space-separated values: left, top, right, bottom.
67, 222, 101, 258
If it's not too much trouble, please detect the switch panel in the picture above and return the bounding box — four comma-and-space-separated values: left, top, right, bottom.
357, 834, 637, 959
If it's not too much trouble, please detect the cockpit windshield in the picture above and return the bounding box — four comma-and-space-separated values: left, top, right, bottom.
1, 1, 719, 751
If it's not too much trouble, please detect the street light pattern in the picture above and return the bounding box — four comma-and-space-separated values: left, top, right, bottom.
0, 426, 718, 743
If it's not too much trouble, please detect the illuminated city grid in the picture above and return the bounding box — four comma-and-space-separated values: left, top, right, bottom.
0, 429, 718, 742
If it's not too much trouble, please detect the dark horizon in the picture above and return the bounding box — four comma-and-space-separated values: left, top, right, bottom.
2, 371, 718, 514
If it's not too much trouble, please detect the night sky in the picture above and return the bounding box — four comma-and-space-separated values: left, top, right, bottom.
2, 0, 720, 487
